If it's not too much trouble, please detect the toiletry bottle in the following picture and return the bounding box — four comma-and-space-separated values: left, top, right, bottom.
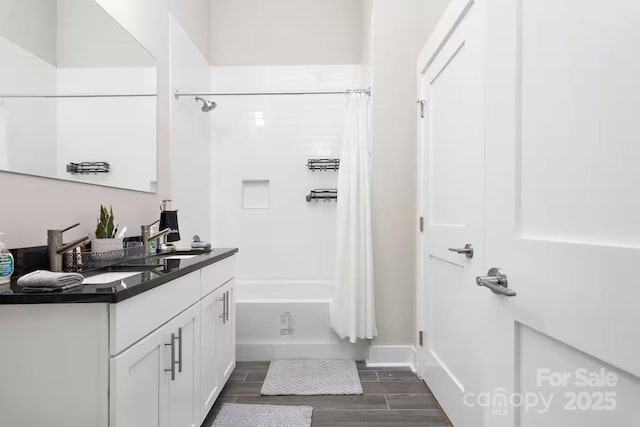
0, 233, 14, 285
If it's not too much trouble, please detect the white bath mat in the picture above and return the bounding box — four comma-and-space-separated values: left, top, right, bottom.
212, 403, 312, 427
261, 359, 363, 395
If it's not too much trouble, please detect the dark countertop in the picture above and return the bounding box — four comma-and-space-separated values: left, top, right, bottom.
0, 248, 238, 304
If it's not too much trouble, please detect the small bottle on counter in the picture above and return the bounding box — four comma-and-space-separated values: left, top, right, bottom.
0, 233, 14, 285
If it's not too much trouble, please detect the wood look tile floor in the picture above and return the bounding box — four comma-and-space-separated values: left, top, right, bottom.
202, 361, 451, 427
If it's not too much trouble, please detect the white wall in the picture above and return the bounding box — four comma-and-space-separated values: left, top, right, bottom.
211, 65, 367, 360
0, 37, 58, 176
211, 65, 359, 280
56, 67, 157, 192
360, 0, 373, 83
206, 0, 448, 359
170, 0, 211, 63
209, 0, 365, 66
169, 16, 212, 246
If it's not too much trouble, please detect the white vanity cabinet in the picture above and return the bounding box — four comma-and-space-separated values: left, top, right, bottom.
199, 290, 222, 416
110, 320, 170, 427
110, 304, 203, 427
199, 264, 236, 418
0, 253, 237, 427
168, 305, 200, 427
216, 280, 236, 384
109, 258, 236, 427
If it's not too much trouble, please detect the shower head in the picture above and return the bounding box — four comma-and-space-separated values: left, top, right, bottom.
195, 96, 217, 112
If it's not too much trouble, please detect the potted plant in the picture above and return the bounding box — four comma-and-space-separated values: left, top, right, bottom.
91, 205, 123, 258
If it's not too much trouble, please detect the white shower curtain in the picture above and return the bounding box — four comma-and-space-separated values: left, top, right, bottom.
330, 92, 377, 343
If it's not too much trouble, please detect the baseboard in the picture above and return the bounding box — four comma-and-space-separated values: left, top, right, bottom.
237, 341, 369, 362
366, 345, 417, 371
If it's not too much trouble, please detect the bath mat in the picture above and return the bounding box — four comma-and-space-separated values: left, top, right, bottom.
261, 359, 363, 395
212, 403, 312, 427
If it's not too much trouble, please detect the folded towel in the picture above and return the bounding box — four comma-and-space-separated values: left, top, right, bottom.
17, 270, 84, 290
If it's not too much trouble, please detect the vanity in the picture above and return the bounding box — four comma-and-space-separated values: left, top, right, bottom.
0, 249, 237, 427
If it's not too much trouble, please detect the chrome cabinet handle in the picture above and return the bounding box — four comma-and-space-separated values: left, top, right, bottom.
164, 333, 177, 381
476, 268, 516, 297
219, 293, 226, 323
448, 244, 474, 258
177, 327, 183, 374
225, 290, 230, 322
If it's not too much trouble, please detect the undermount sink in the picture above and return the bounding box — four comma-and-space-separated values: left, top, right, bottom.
82, 271, 144, 285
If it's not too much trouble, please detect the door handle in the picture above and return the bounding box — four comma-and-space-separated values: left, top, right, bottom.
476, 268, 516, 297
448, 244, 474, 258
164, 332, 177, 381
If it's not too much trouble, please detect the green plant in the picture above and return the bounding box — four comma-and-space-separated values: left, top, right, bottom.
94, 205, 117, 239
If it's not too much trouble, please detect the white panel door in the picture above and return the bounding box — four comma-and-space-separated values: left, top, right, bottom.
110, 323, 169, 427
416, 1, 487, 426
199, 291, 220, 422
167, 303, 200, 427
483, 0, 640, 425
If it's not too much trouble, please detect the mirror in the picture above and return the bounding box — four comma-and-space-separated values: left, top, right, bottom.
0, 0, 157, 192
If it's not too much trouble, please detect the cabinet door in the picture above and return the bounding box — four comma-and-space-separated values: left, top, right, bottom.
217, 280, 236, 385
110, 323, 170, 427
228, 282, 236, 373
167, 303, 200, 427
198, 291, 221, 422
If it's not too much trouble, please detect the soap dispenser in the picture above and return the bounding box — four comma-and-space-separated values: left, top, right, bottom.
0, 233, 14, 285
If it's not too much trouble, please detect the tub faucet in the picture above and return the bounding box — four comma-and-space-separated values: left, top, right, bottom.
47, 223, 90, 272
141, 221, 171, 257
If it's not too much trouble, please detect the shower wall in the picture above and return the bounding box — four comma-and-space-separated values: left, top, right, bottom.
210, 65, 368, 360
55, 67, 157, 191
0, 36, 58, 176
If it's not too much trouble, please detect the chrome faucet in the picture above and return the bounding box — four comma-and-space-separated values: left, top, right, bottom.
47, 223, 91, 272
141, 221, 171, 257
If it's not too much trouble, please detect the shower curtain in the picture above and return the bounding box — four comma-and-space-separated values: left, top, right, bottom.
330, 92, 377, 343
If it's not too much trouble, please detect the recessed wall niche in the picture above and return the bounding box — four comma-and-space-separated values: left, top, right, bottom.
242, 180, 270, 209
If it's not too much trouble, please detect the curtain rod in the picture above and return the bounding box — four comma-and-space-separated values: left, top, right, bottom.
0, 93, 157, 99
174, 88, 371, 99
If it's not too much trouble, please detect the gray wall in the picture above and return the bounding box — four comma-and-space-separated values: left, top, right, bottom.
0, 0, 58, 65
416, 0, 450, 53
369, 0, 448, 346
57, 0, 156, 67
209, 0, 365, 65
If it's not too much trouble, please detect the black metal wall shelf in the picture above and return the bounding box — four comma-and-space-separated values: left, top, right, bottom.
66, 162, 110, 175
307, 158, 339, 171
306, 189, 337, 202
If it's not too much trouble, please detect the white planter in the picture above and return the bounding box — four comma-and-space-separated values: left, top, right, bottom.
91, 238, 124, 260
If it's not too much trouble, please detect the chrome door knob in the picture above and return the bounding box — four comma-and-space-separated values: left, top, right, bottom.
448, 244, 474, 258
476, 268, 516, 297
